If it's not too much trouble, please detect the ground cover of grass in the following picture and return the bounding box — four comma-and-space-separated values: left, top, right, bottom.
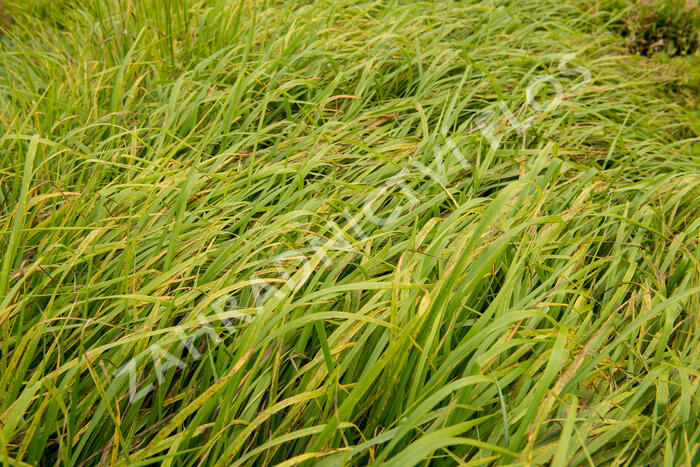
0, 0, 699, 465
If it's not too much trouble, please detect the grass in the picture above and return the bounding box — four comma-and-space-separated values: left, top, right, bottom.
0, 0, 699, 465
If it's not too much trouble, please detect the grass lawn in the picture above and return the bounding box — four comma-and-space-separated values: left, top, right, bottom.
1, 0, 699, 465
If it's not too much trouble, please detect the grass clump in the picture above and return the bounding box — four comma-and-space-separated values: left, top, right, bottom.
615, 0, 700, 56
0, 0, 699, 465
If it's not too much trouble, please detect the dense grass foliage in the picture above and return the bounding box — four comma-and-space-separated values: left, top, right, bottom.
1, 0, 699, 465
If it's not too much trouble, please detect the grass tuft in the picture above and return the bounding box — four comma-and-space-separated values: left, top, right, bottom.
0, 0, 699, 465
